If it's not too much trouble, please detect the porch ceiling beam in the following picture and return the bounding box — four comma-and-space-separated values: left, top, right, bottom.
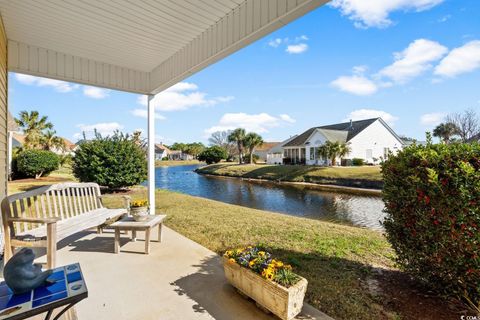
8, 40, 151, 94
148, 0, 329, 94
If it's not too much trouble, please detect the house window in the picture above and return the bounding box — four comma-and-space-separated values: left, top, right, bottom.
383, 147, 390, 159
310, 147, 315, 160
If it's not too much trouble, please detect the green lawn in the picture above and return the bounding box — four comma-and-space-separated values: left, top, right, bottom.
196, 163, 383, 189
8, 166, 77, 194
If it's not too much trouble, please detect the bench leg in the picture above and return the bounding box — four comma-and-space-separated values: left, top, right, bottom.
114, 229, 120, 254
158, 223, 162, 243
131, 230, 137, 242
3, 229, 14, 263
97, 226, 103, 234
47, 223, 57, 269
145, 228, 151, 254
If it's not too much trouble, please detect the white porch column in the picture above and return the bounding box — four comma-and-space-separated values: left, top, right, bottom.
147, 94, 155, 214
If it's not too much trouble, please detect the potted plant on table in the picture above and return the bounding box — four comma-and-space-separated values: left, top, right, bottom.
130, 199, 149, 221
223, 246, 308, 320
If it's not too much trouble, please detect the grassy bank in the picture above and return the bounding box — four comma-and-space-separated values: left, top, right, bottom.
155, 160, 204, 167
196, 163, 383, 189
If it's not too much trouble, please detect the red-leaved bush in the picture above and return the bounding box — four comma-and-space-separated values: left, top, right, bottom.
382, 141, 480, 309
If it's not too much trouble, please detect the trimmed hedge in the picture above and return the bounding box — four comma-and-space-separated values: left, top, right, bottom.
352, 158, 364, 166
16, 149, 60, 179
72, 133, 147, 190
382, 141, 480, 308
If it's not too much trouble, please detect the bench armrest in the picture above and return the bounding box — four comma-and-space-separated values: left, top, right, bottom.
7, 217, 60, 224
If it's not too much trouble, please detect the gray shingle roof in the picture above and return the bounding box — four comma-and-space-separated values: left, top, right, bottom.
283, 118, 378, 147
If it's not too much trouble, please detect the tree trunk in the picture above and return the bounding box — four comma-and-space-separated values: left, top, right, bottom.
250, 152, 253, 164
237, 142, 242, 164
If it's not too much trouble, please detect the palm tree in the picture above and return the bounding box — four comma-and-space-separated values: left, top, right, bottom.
243, 132, 264, 164
228, 128, 246, 164
316, 141, 347, 166
15, 111, 53, 149
325, 141, 341, 166
316, 144, 329, 165
338, 142, 351, 164
433, 122, 459, 144
41, 130, 65, 151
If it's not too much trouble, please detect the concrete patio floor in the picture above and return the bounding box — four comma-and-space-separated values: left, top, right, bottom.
5, 226, 333, 320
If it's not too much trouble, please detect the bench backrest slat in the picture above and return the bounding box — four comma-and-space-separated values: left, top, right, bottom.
2, 183, 104, 234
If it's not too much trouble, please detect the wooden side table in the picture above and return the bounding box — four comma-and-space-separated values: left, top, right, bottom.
110, 215, 166, 254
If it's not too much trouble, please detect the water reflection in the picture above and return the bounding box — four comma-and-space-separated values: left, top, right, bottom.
155, 165, 385, 230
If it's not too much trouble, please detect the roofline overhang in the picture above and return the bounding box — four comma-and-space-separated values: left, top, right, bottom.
6, 0, 329, 95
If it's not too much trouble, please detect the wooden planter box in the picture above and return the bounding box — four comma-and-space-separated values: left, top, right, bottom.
222, 257, 308, 320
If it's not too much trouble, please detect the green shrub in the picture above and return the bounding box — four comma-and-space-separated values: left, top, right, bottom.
72, 132, 147, 190
352, 158, 364, 166
198, 146, 227, 164
16, 149, 60, 179
382, 141, 480, 309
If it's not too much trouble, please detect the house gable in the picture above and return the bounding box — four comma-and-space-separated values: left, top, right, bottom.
347, 119, 404, 160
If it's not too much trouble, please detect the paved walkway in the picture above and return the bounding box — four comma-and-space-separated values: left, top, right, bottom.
3, 226, 333, 320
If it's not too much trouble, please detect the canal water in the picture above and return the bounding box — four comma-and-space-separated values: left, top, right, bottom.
155, 165, 386, 230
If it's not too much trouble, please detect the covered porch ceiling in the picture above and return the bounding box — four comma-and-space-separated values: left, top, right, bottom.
0, 0, 328, 95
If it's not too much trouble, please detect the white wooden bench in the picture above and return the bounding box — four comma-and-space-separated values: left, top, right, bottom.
1, 183, 130, 268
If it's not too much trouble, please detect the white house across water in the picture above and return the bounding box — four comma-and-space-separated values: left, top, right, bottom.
282, 118, 405, 165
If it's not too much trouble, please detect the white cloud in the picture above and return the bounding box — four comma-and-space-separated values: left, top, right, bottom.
434, 40, 480, 78
331, 75, 378, 95
286, 43, 308, 54
74, 122, 124, 140
438, 14, 451, 23
268, 36, 309, 54
204, 113, 295, 136
137, 82, 233, 112
131, 108, 166, 120
83, 86, 110, 99
279, 114, 296, 123
329, 0, 444, 28
268, 38, 283, 48
15, 74, 78, 92
14, 73, 114, 98
344, 109, 399, 126
420, 112, 446, 126
295, 35, 309, 42
378, 39, 448, 83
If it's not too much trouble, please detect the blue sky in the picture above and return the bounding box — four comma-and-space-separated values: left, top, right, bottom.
8, 0, 480, 144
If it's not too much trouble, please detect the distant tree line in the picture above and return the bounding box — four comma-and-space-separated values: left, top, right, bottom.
190, 128, 266, 165
168, 142, 206, 159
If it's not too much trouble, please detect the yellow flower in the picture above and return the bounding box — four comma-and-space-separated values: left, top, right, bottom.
131, 199, 148, 207
275, 261, 284, 268
228, 258, 235, 263
249, 260, 255, 268
258, 251, 265, 256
